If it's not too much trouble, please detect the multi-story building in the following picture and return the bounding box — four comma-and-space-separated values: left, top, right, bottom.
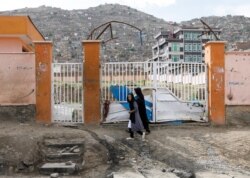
152, 26, 221, 62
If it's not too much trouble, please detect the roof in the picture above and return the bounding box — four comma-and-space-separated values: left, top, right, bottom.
154, 31, 170, 39
0, 16, 45, 41
174, 26, 221, 34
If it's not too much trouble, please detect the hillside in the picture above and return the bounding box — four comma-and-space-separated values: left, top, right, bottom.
1, 4, 250, 62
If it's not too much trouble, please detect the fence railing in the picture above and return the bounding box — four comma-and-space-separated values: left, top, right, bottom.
101, 61, 207, 102
52, 63, 83, 123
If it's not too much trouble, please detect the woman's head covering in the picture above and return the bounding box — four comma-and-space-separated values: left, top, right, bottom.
127, 93, 135, 110
134, 87, 144, 100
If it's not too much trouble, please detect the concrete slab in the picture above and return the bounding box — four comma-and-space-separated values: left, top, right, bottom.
44, 139, 84, 148
142, 169, 179, 178
196, 172, 250, 178
113, 171, 145, 178
46, 152, 83, 161
39, 162, 77, 175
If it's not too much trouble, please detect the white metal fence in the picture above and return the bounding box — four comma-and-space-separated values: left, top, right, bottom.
52, 63, 83, 123
101, 61, 207, 103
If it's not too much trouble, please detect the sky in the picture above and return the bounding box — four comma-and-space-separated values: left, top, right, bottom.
0, 0, 250, 22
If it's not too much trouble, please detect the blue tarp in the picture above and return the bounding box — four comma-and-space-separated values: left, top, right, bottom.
110, 85, 153, 121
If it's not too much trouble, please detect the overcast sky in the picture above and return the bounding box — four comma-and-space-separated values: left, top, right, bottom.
1, 0, 250, 22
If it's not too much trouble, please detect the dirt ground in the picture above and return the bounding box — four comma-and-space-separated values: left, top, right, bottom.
0, 121, 249, 178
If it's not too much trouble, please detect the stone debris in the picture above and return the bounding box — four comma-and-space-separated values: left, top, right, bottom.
50, 172, 59, 178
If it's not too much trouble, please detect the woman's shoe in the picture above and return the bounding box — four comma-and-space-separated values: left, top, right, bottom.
126, 137, 134, 140
142, 132, 146, 141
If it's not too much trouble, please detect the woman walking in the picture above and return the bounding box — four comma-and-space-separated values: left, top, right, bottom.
127, 93, 146, 141
134, 88, 151, 134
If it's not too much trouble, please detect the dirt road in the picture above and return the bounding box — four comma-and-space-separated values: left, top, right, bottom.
0, 121, 249, 178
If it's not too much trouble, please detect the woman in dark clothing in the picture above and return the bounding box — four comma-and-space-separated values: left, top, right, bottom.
127, 93, 145, 140
134, 88, 151, 134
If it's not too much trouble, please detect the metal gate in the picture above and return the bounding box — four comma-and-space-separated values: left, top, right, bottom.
52, 63, 83, 123
101, 61, 207, 123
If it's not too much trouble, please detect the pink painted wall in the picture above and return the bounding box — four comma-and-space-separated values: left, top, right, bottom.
0, 53, 35, 105
225, 52, 250, 105
0, 37, 22, 53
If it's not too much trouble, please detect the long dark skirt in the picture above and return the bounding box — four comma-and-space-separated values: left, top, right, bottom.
130, 102, 144, 132
136, 98, 150, 132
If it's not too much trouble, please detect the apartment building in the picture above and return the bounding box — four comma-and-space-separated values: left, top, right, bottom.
152, 26, 221, 62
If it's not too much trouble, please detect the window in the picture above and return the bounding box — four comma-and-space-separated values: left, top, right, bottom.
197, 44, 202, 51
184, 32, 189, 40
184, 44, 188, 51
172, 43, 180, 52
172, 55, 180, 62
197, 56, 202, 62
191, 33, 195, 40
189, 44, 192, 51
189, 33, 192, 40
185, 55, 193, 62
192, 33, 199, 40
193, 44, 197, 52
193, 55, 197, 62
185, 32, 193, 40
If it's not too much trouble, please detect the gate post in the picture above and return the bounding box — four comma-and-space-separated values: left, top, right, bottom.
204, 41, 226, 125
34, 41, 53, 123
82, 40, 101, 125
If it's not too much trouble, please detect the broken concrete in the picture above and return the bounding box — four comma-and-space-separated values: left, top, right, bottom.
39, 138, 85, 175
39, 162, 77, 175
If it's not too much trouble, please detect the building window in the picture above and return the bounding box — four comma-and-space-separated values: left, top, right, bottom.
192, 33, 199, 40
191, 33, 195, 40
185, 55, 191, 62
189, 44, 192, 51
184, 32, 188, 40
193, 55, 197, 62
184, 44, 188, 51
197, 44, 202, 51
172, 55, 180, 62
193, 44, 197, 52
172, 43, 179, 52
189, 33, 192, 40
197, 56, 202, 62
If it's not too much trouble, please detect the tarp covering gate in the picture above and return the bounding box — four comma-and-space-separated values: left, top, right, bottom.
101, 61, 207, 123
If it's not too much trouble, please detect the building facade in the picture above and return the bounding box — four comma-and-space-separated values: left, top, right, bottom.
152, 27, 221, 62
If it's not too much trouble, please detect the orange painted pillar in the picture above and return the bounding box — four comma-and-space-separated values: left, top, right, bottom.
82, 40, 101, 125
205, 41, 226, 125
34, 41, 53, 123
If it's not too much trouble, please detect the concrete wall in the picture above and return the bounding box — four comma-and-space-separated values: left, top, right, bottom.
225, 52, 250, 126
0, 105, 35, 122
0, 53, 35, 105
225, 52, 250, 105
226, 106, 250, 126
0, 38, 22, 53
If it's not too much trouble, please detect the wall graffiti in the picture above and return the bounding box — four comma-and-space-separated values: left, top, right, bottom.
0, 53, 35, 105
225, 52, 250, 105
